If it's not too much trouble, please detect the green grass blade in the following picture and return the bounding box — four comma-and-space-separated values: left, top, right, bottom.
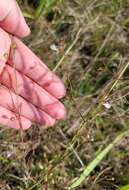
23, 11, 34, 19
35, 0, 46, 18
118, 184, 129, 190
35, 0, 59, 18
68, 129, 129, 190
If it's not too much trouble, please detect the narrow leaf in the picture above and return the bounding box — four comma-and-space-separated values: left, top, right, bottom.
68, 129, 129, 190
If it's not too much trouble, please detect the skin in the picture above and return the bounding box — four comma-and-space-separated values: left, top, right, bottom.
0, 0, 66, 130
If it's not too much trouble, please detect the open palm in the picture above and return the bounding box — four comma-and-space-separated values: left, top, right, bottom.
0, 0, 66, 130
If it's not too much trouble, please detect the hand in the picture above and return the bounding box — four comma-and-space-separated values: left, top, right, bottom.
0, 0, 66, 130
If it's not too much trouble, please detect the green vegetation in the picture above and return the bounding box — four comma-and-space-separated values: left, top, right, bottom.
2, 0, 129, 189
118, 184, 129, 190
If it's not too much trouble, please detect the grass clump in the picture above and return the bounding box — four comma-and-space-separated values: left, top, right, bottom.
3, 0, 129, 189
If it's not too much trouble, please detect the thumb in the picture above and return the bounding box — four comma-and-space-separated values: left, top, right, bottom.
0, 0, 30, 37
0, 28, 11, 74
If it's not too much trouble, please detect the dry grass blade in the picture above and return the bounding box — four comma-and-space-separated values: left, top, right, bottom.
105, 61, 129, 99
53, 28, 82, 72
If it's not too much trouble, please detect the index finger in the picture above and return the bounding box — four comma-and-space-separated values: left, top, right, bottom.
0, 0, 30, 37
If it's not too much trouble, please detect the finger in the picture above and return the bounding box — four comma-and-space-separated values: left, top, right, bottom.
0, 0, 30, 37
8, 37, 66, 99
0, 86, 56, 126
0, 106, 31, 130
1, 64, 66, 120
0, 28, 11, 73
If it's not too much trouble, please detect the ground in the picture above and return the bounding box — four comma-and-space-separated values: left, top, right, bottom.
1, 0, 129, 189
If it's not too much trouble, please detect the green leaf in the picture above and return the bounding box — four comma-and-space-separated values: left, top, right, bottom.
35, 0, 59, 18
35, 0, 46, 18
118, 184, 129, 190
68, 129, 129, 190
23, 11, 34, 19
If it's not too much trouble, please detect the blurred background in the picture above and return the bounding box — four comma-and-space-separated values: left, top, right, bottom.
1, 0, 129, 189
